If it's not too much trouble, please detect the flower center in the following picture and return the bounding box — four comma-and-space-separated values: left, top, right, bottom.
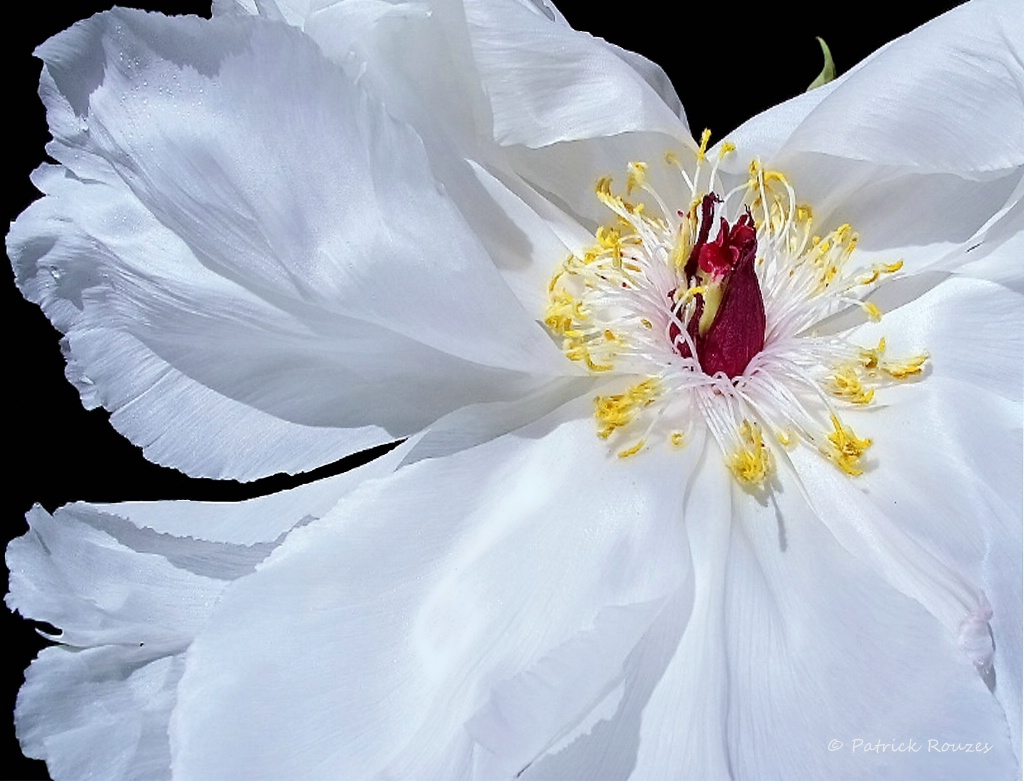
669, 193, 765, 378
544, 132, 929, 488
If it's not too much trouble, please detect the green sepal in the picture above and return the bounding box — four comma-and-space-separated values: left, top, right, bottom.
807, 37, 836, 91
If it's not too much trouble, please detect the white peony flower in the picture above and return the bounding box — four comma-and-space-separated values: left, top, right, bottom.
6, 0, 1022, 779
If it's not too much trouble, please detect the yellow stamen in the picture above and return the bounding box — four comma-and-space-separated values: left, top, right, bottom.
545, 154, 931, 487
859, 259, 904, 286
627, 161, 648, 193
729, 420, 772, 487
826, 414, 871, 476
883, 354, 928, 378
617, 440, 646, 459
829, 366, 875, 404
862, 301, 882, 322
697, 128, 712, 161
858, 338, 928, 379
594, 379, 660, 439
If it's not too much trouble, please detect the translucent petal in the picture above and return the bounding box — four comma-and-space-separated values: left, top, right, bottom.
727, 0, 1024, 175
171, 398, 701, 778
8, 445, 405, 781
14, 9, 565, 480
631, 471, 1016, 780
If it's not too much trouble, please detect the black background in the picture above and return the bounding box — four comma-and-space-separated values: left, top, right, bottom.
3, 1, 962, 778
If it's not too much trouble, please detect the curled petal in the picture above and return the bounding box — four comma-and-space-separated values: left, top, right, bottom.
13, 9, 567, 480
8, 444, 406, 780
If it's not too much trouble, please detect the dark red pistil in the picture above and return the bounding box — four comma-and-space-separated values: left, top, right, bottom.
671, 194, 766, 378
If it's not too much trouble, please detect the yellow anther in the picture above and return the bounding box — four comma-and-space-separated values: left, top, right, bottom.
859, 259, 904, 286
698, 128, 712, 161
862, 301, 882, 322
627, 161, 648, 193
594, 379, 660, 439
594, 177, 640, 217
883, 353, 929, 379
829, 366, 875, 404
596, 225, 621, 249
859, 269, 881, 285
670, 216, 694, 268
582, 353, 614, 373
729, 420, 772, 488
543, 290, 580, 335
859, 337, 926, 377
818, 264, 838, 288
595, 226, 624, 266
859, 338, 886, 370
547, 265, 564, 293
826, 414, 871, 475
617, 440, 646, 459
546, 155, 930, 483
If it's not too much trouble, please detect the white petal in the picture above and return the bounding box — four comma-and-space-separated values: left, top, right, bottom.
507, 131, 697, 232
777, 0, 1023, 173
752, 158, 1023, 280
936, 176, 1024, 294
460, 0, 685, 147
521, 444, 731, 780
91, 439, 412, 545
720, 0, 1024, 281
856, 274, 1024, 403
7, 446, 408, 781
281, 0, 688, 148
458, 160, 594, 318
637, 474, 1016, 780
397, 376, 593, 466
171, 397, 700, 779
719, 78, 840, 164
520, 434, 1019, 779
818, 272, 1024, 760
17, 647, 184, 781
9, 506, 227, 651
205, 0, 688, 319
223, 0, 688, 148
215, 0, 313, 24
16, 10, 566, 480
211, 0, 259, 17
301, 0, 491, 154
858, 378, 1022, 759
